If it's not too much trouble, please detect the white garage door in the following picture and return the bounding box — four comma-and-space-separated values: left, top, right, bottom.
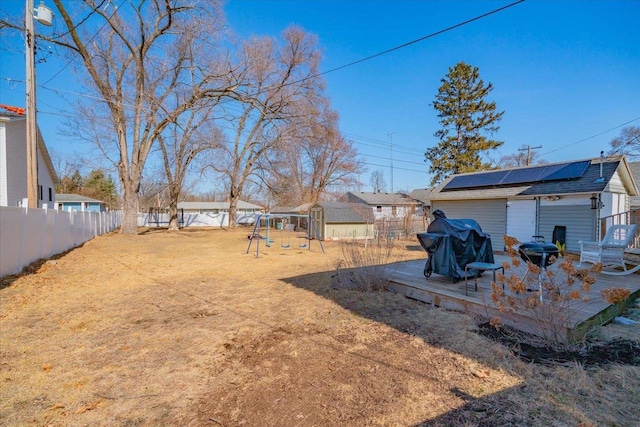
506, 199, 537, 244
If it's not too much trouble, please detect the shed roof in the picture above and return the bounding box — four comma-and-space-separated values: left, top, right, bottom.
312, 202, 375, 223
429, 156, 638, 201
340, 191, 421, 206
269, 202, 312, 214
177, 200, 264, 210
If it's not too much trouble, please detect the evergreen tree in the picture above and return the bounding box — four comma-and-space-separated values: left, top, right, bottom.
426, 62, 504, 186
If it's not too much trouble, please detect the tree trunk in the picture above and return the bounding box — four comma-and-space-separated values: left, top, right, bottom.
168, 186, 180, 231
120, 187, 139, 234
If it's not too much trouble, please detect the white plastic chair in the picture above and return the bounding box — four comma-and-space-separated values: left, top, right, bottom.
579, 224, 638, 273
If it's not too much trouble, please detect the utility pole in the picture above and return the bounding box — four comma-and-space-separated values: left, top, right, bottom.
25, 0, 38, 208
518, 145, 542, 166
388, 132, 395, 193
24, 0, 52, 208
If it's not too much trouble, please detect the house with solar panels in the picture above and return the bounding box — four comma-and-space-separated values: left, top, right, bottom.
427, 155, 638, 253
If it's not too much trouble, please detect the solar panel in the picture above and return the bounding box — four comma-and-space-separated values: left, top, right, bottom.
543, 160, 590, 181
443, 170, 509, 190
499, 165, 557, 185
441, 160, 591, 191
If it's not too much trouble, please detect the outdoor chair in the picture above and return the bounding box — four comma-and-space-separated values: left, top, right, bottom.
579, 224, 638, 273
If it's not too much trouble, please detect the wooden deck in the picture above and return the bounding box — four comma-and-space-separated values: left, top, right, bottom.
386, 255, 640, 339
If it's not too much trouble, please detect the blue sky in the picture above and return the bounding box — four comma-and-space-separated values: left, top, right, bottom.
1, 0, 639, 193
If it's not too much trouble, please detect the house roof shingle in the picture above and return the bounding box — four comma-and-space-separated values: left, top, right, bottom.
56, 194, 104, 203
341, 191, 421, 206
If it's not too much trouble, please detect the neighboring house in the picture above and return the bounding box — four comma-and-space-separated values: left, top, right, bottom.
629, 161, 640, 210
409, 188, 432, 218
178, 200, 263, 214
0, 108, 58, 208
55, 194, 107, 212
309, 201, 375, 241
339, 191, 422, 220
177, 200, 264, 227
427, 156, 638, 252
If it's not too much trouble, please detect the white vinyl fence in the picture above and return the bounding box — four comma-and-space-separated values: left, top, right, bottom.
0, 206, 122, 278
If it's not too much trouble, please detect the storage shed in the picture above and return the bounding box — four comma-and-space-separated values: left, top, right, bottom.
309, 201, 375, 241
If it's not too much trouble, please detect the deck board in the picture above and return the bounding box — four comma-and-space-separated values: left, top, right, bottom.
387, 255, 640, 339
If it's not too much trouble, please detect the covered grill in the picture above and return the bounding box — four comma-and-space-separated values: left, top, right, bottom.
417, 210, 494, 282
518, 241, 559, 267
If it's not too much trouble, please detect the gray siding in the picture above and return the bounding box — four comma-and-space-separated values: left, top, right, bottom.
538, 205, 596, 252
431, 199, 507, 250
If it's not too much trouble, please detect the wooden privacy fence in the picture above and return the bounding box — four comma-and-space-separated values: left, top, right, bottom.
0, 206, 122, 278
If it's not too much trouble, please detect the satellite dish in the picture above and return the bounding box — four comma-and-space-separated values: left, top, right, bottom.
34, 2, 53, 26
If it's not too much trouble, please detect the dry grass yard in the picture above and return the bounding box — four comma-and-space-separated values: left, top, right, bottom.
1, 227, 639, 426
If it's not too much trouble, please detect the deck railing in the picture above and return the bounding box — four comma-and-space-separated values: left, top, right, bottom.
600, 209, 640, 248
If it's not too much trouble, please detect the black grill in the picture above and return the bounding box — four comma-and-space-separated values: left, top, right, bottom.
518, 242, 559, 267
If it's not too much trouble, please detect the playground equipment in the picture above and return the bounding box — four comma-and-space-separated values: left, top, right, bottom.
246, 213, 324, 258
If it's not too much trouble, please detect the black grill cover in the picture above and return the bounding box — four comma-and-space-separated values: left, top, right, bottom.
417, 216, 494, 281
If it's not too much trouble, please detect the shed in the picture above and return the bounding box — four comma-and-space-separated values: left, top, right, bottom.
428, 156, 638, 252
309, 201, 375, 241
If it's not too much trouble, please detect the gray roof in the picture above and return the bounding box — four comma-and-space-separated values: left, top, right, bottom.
56, 193, 104, 203
630, 161, 640, 207
269, 203, 312, 214
312, 202, 375, 223
177, 200, 263, 210
430, 157, 637, 200
340, 191, 421, 206
408, 188, 432, 205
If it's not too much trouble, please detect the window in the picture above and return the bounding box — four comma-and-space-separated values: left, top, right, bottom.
38, 185, 43, 200
391, 206, 397, 215
48, 187, 53, 202
376, 206, 382, 212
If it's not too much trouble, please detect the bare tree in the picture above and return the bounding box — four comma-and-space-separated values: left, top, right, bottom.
498, 147, 547, 168
607, 126, 640, 160
262, 98, 363, 206
47, 0, 236, 234
369, 170, 387, 193
207, 26, 325, 226
157, 103, 222, 230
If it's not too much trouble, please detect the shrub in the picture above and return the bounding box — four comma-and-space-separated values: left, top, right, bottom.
332, 238, 403, 292
490, 236, 604, 348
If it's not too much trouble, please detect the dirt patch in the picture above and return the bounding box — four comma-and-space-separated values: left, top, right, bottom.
1, 228, 639, 426
478, 322, 640, 367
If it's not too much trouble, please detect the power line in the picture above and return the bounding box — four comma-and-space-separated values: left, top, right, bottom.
243, 0, 526, 98
314, 1, 526, 79
541, 117, 640, 156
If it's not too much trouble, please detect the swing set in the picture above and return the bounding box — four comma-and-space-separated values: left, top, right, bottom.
246, 213, 324, 258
